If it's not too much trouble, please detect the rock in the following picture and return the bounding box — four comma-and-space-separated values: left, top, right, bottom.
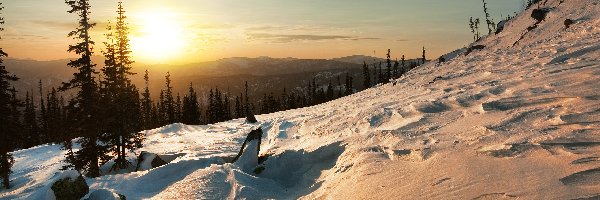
86, 189, 125, 200
465, 45, 486, 56
231, 127, 263, 163
51, 174, 89, 200
245, 112, 258, 123
135, 151, 168, 171
531, 8, 551, 22
495, 20, 507, 34
564, 19, 574, 28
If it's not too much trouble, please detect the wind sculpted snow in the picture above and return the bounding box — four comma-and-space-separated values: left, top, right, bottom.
2, 0, 600, 199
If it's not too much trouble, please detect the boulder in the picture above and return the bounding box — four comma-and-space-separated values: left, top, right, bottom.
135, 151, 168, 171
531, 8, 551, 22
495, 20, 507, 34
564, 19, 574, 28
465, 45, 486, 55
245, 112, 258, 123
51, 174, 89, 200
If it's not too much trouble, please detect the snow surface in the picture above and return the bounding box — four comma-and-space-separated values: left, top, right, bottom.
2, 0, 600, 199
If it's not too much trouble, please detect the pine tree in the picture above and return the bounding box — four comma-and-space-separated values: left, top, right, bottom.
385, 49, 392, 83
163, 72, 175, 124
393, 59, 399, 78
377, 62, 383, 84
38, 80, 48, 143
60, 0, 109, 177
46, 88, 63, 144
0, 14, 20, 186
244, 81, 250, 116
337, 75, 343, 98
422, 47, 426, 64
345, 73, 353, 96
234, 95, 242, 118
482, 0, 494, 34
182, 83, 201, 124
97, 1, 143, 170
141, 70, 152, 129
401, 55, 406, 74
362, 61, 371, 89
22, 91, 40, 148
175, 93, 182, 122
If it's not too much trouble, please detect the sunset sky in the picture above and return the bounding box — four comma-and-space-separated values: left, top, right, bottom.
2, 0, 522, 64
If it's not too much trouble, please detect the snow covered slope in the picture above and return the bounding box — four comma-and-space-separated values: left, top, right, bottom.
2, 0, 600, 199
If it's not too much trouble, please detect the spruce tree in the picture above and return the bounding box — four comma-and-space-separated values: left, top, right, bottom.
38, 80, 48, 143
385, 49, 392, 83
60, 0, 110, 177
98, 1, 143, 170
23, 91, 40, 148
182, 83, 200, 124
0, 8, 21, 186
393, 59, 399, 78
344, 73, 353, 96
422, 47, 426, 64
362, 61, 371, 89
243, 81, 250, 115
234, 95, 242, 118
163, 72, 175, 124
141, 70, 152, 129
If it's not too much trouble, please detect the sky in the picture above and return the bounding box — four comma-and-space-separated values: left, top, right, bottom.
1, 0, 523, 65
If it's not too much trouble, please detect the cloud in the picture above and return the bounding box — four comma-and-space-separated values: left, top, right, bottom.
246, 33, 381, 43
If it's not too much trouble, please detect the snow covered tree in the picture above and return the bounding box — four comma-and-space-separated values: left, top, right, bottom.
60, 0, 111, 177
182, 83, 201, 125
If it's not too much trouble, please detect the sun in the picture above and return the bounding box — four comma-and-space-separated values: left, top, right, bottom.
130, 11, 186, 63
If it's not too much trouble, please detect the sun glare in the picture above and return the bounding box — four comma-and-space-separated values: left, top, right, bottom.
130, 11, 186, 63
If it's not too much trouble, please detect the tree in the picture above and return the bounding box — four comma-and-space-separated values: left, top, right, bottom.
362, 61, 371, 89
182, 83, 201, 124
234, 95, 242, 118
393, 59, 399, 78
0, 3, 22, 187
385, 49, 392, 83
422, 47, 426, 64
162, 72, 175, 123
22, 91, 40, 148
244, 81, 250, 115
344, 73, 353, 96
141, 70, 152, 129
60, 0, 110, 177
98, 1, 143, 170
482, 0, 494, 34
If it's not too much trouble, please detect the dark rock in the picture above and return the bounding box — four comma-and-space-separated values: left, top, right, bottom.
245, 112, 258, 123
231, 127, 263, 163
495, 20, 507, 34
51, 175, 89, 200
564, 19, 574, 28
135, 151, 168, 171
465, 45, 486, 55
531, 8, 550, 22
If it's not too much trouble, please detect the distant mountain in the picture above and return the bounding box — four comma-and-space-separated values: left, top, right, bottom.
4, 56, 366, 101
331, 55, 386, 64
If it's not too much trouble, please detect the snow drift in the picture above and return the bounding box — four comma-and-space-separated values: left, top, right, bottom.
2, 0, 600, 199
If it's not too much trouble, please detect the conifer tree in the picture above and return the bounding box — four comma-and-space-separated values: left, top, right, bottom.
38, 80, 48, 143
422, 47, 426, 64
0, 6, 21, 185
60, 0, 109, 177
401, 55, 406, 74
344, 73, 353, 96
244, 81, 250, 115
393, 59, 399, 78
98, 1, 143, 170
23, 91, 39, 148
377, 62, 383, 84
362, 61, 371, 89
182, 83, 200, 124
162, 72, 175, 124
385, 49, 392, 83
337, 75, 343, 98
234, 95, 242, 118
175, 93, 182, 122
141, 70, 152, 129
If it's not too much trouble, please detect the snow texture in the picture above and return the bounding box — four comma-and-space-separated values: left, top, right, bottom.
2, 0, 600, 199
